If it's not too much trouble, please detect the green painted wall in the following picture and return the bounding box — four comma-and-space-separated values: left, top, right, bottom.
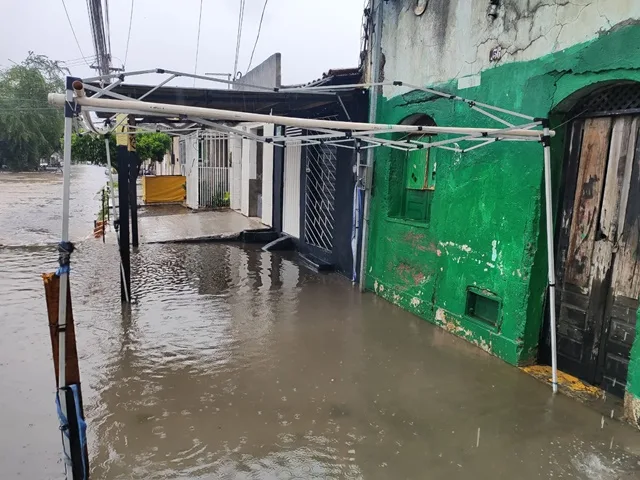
366, 24, 640, 366
627, 307, 640, 399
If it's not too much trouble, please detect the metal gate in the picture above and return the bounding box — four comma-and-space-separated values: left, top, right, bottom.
199, 131, 230, 208
181, 131, 231, 210
304, 142, 337, 252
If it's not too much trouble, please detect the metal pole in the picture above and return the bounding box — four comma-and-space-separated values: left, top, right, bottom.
359, 0, 383, 292
129, 152, 139, 248
102, 188, 106, 243
117, 145, 131, 302
58, 82, 74, 480
105, 139, 129, 302
542, 122, 558, 394
48, 93, 547, 138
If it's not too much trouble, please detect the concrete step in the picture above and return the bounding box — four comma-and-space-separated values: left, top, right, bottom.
297, 252, 334, 273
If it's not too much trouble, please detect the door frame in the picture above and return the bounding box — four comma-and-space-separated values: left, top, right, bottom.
542, 82, 640, 395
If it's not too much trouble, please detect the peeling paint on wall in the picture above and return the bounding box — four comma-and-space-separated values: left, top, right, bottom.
381, 0, 640, 98
366, 20, 640, 369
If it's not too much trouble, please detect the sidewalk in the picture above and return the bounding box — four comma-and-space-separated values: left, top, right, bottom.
138, 206, 266, 244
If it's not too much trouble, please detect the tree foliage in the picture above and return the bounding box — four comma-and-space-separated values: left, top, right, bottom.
136, 132, 172, 162
70, 131, 172, 171
71, 133, 117, 166
0, 52, 66, 170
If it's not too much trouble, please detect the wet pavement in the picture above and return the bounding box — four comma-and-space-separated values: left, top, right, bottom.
139, 207, 265, 244
2, 166, 640, 479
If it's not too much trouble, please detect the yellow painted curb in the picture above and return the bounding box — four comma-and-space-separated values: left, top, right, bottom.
522, 365, 604, 400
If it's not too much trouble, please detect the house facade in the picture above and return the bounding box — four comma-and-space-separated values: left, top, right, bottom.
364, 0, 640, 413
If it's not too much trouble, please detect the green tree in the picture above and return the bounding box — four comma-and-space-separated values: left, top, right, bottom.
0, 53, 65, 170
70, 131, 172, 172
71, 132, 117, 166
136, 132, 172, 162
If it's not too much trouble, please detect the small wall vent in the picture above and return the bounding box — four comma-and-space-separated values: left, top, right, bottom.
465, 288, 501, 326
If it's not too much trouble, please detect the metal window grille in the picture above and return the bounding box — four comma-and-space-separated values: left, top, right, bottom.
304, 141, 337, 252
573, 83, 640, 117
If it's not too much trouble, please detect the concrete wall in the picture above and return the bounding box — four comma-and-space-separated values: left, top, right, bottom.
157, 136, 180, 175
381, 0, 640, 98
230, 134, 243, 211
234, 53, 281, 92
261, 124, 275, 226
367, 2, 640, 369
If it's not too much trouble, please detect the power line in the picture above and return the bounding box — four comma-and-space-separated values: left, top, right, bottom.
232, 0, 246, 79
61, 55, 98, 67
86, 0, 110, 75
123, 0, 135, 68
193, 0, 204, 87
60, 0, 91, 66
0, 107, 58, 112
246, 0, 269, 72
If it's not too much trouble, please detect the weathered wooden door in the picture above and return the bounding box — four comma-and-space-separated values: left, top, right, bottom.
555, 114, 640, 397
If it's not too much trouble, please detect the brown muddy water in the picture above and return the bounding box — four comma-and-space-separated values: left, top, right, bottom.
2, 166, 640, 479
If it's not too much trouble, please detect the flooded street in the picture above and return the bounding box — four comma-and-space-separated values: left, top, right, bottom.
2, 166, 640, 479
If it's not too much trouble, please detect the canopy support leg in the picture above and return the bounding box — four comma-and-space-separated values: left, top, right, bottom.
57, 78, 76, 479
542, 121, 558, 394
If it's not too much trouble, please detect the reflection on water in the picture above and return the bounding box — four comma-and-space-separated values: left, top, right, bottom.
0, 166, 106, 246
2, 167, 640, 479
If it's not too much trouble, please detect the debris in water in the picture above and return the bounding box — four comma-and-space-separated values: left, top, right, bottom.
477, 427, 481, 448
610, 409, 614, 419
601, 416, 605, 429
610, 437, 614, 450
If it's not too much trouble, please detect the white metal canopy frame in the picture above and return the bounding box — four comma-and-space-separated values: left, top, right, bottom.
51, 68, 559, 476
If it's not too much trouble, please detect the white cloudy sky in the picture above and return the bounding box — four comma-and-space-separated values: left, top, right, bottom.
0, 0, 365, 86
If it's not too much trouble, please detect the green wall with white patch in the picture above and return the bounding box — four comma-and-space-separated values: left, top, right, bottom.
366, 25, 640, 367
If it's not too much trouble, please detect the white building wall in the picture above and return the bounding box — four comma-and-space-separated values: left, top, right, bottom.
184, 132, 199, 209
241, 137, 251, 216
282, 139, 301, 238
381, 0, 640, 99
230, 134, 243, 210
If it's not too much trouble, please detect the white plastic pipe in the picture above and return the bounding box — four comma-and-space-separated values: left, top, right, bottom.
48, 93, 551, 139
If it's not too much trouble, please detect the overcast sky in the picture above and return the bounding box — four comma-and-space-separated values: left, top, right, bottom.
0, 0, 365, 86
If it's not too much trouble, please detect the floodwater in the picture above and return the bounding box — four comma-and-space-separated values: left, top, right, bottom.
2, 166, 640, 479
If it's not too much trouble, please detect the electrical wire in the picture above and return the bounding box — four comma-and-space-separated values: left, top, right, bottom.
232, 0, 246, 79
0, 107, 58, 112
123, 0, 135, 68
61, 56, 98, 68
246, 0, 269, 72
193, 0, 204, 87
60, 0, 91, 66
